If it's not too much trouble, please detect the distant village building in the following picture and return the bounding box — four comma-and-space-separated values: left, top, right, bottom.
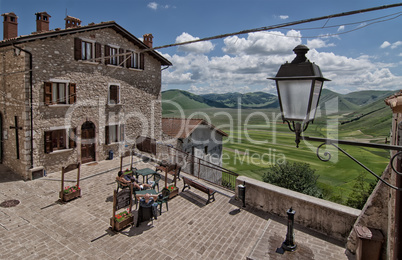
0, 11, 171, 180
161, 118, 228, 184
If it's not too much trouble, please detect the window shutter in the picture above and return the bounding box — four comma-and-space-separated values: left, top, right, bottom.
44, 131, 53, 153
136, 136, 143, 151
44, 82, 52, 105
105, 45, 110, 65
74, 38, 82, 60
69, 83, 76, 104
116, 85, 120, 104
95, 42, 102, 63
105, 126, 110, 145
140, 53, 145, 70
151, 138, 156, 155
120, 125, 125, 142
119, 49, 124, 67
109, 85, 119, 104
126, 51, 131, 68
69, 128, 76, 148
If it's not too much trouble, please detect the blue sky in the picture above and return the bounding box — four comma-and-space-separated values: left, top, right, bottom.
1, 0, 402, 94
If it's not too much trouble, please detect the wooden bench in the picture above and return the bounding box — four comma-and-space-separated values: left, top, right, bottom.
182, 176, 216, 204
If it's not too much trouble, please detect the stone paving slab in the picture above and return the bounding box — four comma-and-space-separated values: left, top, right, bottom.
0, 156, 350, 259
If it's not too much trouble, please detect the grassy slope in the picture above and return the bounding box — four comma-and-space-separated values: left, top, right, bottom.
162, 90, 394, 204
163, 107, 390, 204
162, 89, 211, 112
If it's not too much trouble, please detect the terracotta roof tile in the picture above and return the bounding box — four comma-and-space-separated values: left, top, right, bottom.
162, 118, 228, 139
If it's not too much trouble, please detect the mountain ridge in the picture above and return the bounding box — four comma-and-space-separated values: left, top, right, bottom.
162, 88, 396, 111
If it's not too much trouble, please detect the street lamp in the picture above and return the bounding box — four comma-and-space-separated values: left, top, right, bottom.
269, 45, 330, 147
269, 44, 402, 190
270, 45, 402, 258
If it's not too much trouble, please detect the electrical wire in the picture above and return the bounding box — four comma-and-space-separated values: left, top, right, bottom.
148, 3, 402, 51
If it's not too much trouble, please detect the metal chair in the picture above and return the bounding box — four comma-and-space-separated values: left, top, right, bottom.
156, 187, 170, 215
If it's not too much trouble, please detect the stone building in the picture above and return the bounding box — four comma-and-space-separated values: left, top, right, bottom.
345, 91, 402, 259
0, 12, 171, 180
162, 118, 228, 184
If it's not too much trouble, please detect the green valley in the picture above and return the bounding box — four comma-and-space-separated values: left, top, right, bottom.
162, 89, 396, 205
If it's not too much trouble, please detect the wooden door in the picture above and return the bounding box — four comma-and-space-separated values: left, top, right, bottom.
81, 121, 96, 164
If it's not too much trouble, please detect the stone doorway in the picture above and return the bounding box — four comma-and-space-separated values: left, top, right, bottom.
81, 121, 96, 164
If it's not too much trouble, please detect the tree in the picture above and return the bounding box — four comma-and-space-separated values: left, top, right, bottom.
262, 162, 322, 198
346, 172, 376, 209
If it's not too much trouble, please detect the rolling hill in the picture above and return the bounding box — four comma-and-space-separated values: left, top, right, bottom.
162, 88, 397, 137
162, 88, 396, 112
201, 91, 278, 108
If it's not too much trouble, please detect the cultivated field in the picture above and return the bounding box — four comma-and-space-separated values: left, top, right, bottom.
163, 107, 390, 204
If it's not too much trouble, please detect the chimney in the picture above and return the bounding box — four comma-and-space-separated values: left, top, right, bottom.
65, 16, 81, 29
2, 12, 18, 40
35, 12, 51, 32
143, 33, 153, 48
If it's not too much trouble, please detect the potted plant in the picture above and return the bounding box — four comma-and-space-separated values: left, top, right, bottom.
167, 184, 179, 199
60, 185, 81, 202
123, 168, 133, 175
110, 209, 134, 231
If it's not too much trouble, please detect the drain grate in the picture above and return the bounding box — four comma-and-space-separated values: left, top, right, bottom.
0, 199, 20, 208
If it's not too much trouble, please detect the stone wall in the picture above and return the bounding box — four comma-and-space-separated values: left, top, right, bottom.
346, 165, 390, 259
0, 27, 165, 179
236, 176, 361, 243
0, 46, 30, 178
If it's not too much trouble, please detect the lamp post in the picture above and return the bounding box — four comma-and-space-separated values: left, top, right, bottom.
269, 45, 329, 147
270, 45, 402, 259
269, 45, 402, 189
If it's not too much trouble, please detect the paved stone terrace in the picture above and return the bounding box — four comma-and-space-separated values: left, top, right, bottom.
0, 157, 351, 259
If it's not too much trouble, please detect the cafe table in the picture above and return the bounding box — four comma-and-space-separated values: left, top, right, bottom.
135, 168, 157, 183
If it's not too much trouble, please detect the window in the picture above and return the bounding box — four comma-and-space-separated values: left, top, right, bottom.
126, 51, 144, 70
126, 51, 138, 69
44, 82, 76, 105
105, 125, 124, 144
204, 146, 208, 155
105, 45, 119, 66
108, 84, 120, 105
74, 38, 101, 62
81, 41, 93, 61
44, 128, 76, 153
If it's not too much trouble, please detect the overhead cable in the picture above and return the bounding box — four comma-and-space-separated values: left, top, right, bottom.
149, 3, 402, 51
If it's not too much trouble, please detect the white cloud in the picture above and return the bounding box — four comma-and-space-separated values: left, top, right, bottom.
161, 31, 402, 94
337, 25, 345, 32
175, 33, 215, 53
147, 2, 158, 10
307, 39, 335, 49
223, 30, 302, 55
391, 41, 402, 49
279, 15, 289, 20
380, 41, 402, 49
381, 41, 391, 48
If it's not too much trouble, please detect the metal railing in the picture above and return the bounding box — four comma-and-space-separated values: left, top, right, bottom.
132, 141, 239, 191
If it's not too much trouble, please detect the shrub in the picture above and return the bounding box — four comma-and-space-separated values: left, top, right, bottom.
346, 172, 376, 209
262, 162, 322, 198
